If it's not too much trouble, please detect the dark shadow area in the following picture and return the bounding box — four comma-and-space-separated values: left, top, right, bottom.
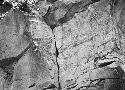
18, 2, 31, 13
28, 83, 36, 88
46, 0, 58, 3
43, 6, 57, 28
0, 43, 32, 69
0, 2, 13, 14
43, 84, 57, 90
0, 0, 4, 5
0, 42, 33, 87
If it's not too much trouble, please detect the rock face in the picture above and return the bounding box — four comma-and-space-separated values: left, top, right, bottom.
0, 8, 32, 89
0, 0, 125, 90
0, 9, 30, 59
53, 1, 123, 89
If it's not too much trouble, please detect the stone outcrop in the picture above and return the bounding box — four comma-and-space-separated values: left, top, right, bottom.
0, 0, 125, 90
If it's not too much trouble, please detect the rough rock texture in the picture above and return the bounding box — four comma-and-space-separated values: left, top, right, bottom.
53, 1, 122, 89
0, 0, 125, 90
0, 9, 30, 60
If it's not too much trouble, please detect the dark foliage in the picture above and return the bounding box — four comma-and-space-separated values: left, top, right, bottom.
19, 2, 31, 13
0, 0, 4, 5
0, 2, 13, 14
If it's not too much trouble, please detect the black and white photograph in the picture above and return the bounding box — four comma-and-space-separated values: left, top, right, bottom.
0, 0, 125, 90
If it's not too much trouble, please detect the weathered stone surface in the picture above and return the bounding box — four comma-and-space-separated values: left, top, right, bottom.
1, 0, 125, 90
53, 0, 125, 89
29, 10, 59, 89
0, 9, 30, 60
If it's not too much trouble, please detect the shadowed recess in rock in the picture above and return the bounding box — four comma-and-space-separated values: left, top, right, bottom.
98, 61, 116, 68
91, 0, 101, 2
28, 83, 36, 88
43, 84, 57, 90
0, 43, 33, 86
43, 0, 94, 27
50, 24, 57, 30
58, 0, 94, 24
47, 0, 58, 3
58, 0, 101, 24
43, 0, 102, 28
0, 42, 33, 69
43, 6, 57, 28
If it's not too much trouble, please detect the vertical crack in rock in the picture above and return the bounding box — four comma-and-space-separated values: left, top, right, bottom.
55, 42, 62, 90
52, 27, 62, 89
28, 6, 59, 89
55, 43, 59, 58
52, 0, 125, 89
